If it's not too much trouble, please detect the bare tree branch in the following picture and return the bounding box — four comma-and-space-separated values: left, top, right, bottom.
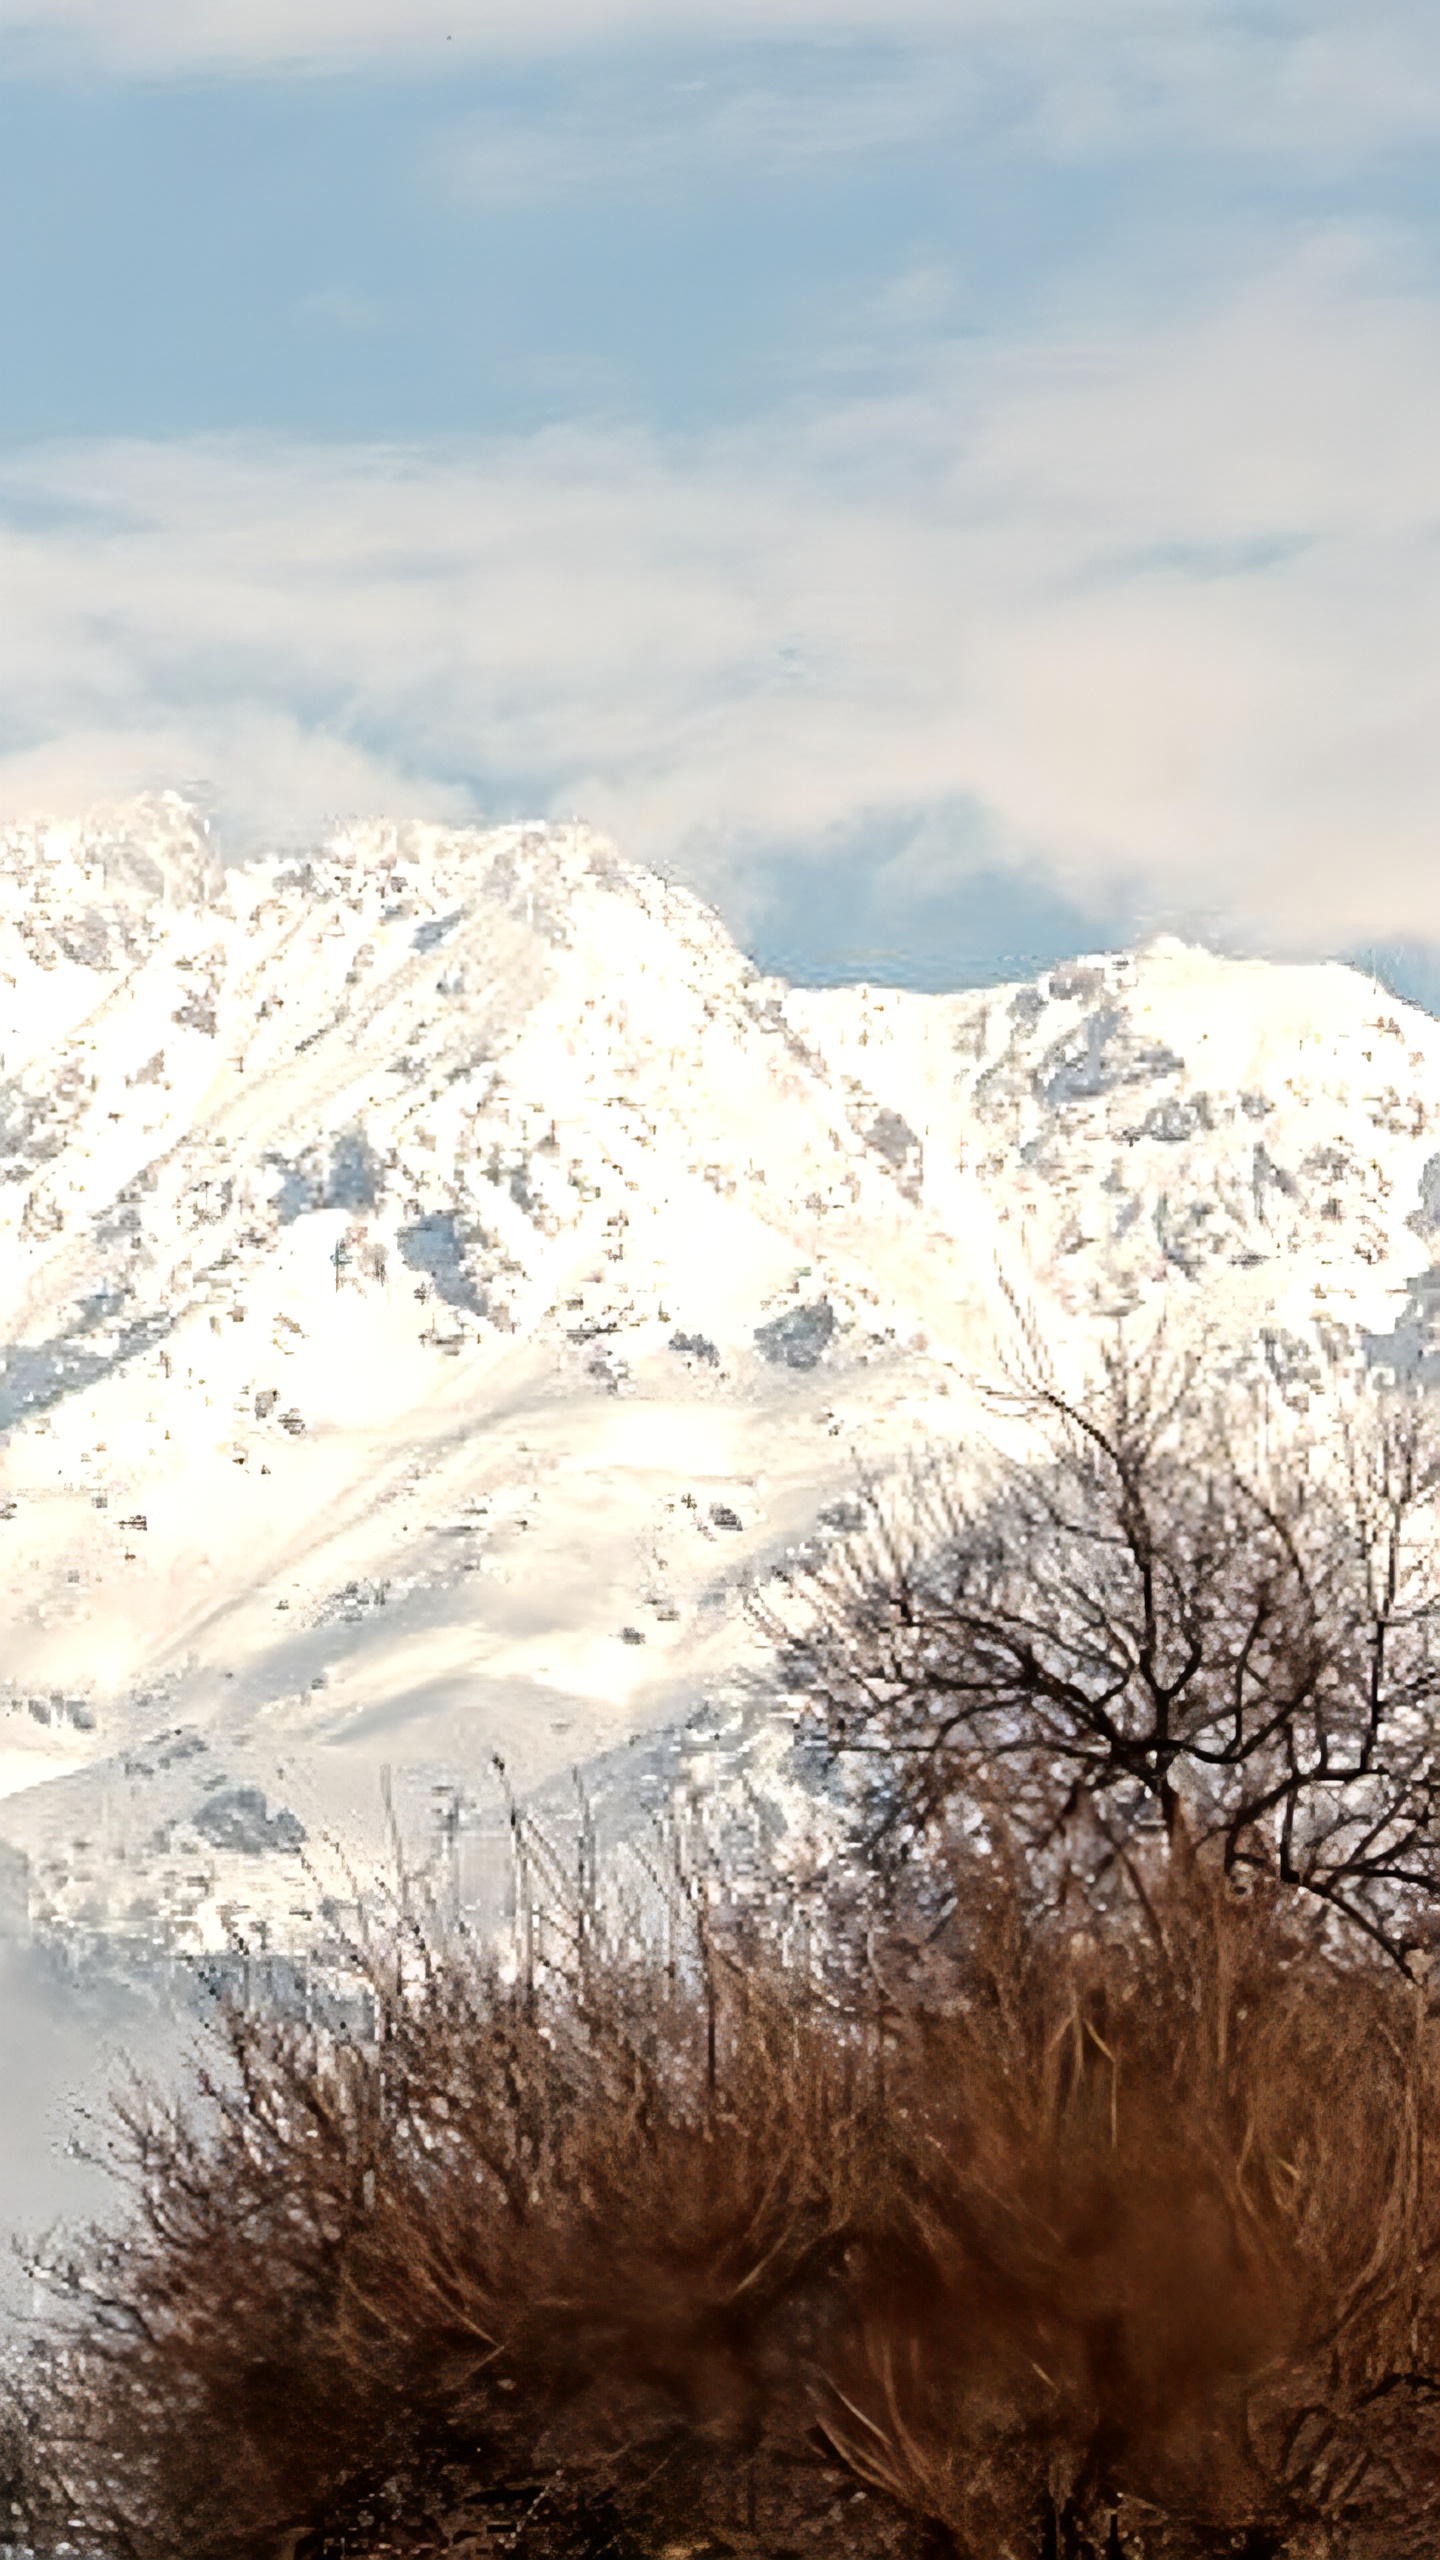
760, 1337, 1440, 1972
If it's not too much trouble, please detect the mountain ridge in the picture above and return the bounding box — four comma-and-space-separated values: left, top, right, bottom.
3, 794, 1440, 1962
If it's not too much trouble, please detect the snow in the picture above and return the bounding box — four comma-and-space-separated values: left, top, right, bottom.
1, 794, 1440, 1972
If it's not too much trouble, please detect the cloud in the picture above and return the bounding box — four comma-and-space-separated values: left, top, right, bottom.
0, 0, 1054, 75
0, 718, 473, 850
3, 240, 1438, 960
0, 2, 1163, 75
6, 3, 1440, 166
439, 60, 981, 206
294, 288, 385, 334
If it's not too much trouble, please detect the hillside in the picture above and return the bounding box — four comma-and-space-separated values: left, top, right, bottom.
2, 792, 1439, 1962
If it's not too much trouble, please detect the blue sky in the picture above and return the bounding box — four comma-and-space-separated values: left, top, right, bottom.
2, 2, 1439, 993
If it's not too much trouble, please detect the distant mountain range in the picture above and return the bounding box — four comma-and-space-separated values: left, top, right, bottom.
3, 792, 1439, 1964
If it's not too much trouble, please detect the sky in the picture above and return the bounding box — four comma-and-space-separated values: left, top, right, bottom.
2, 1, 1439, 994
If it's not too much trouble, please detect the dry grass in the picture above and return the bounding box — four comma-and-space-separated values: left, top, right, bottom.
10, 1854, 1440, 2560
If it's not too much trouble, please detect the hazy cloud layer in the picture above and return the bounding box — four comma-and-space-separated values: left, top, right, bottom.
6, 1, 1440, 164
5, 242, 1436, 960
435, 21, 1440, 207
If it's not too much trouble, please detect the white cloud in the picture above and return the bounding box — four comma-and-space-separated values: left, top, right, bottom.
0, 0, 1065, 73
3, 242, 1438, 957
439, 61, 980, 205
0, 718, 472, 849
0, 2, 1159, 73
6, 3, 1440, 165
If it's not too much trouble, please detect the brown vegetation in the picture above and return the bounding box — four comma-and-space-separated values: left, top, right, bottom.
8, 1340, 1440, 2556
9, 1847, 1440, 2560
766, 1336, 1440, 1971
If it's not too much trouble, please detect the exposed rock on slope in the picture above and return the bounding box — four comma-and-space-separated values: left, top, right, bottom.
2, 795, 1439, 1958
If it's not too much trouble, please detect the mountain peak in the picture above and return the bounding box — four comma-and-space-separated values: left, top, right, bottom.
2, 789, 226, 916
2, 799, 1439, 1964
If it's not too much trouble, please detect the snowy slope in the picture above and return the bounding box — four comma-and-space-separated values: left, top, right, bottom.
3, 794, 1440, 1963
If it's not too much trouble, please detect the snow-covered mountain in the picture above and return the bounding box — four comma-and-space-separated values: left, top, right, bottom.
3, 792, 1440, 1966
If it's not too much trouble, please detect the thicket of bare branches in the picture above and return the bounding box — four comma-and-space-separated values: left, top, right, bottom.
766, 1332, 1440, 1971
7, 1330, 1440, 2556
8, 1849, 1440, 2560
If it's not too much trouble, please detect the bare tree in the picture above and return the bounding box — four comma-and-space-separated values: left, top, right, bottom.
765, 1328, 1440, 1971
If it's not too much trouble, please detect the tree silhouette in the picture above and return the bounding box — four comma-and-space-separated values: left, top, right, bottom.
768, 1329, 1440, 1971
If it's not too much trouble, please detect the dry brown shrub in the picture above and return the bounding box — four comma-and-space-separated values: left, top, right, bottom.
819, 1849, 1440, 2557
19, 1906, 896, 2560
13, 1854, 1440, 2560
